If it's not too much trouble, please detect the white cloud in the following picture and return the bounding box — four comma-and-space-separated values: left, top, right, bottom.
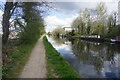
45, 16, 66, 26
0, 10, 3, 35
44, 14, 78, 32
52, 1, 119, 15
0, 10, 3, 21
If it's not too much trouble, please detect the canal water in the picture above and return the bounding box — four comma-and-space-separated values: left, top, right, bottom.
47, 36, 120, 78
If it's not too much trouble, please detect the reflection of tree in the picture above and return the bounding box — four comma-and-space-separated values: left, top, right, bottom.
90, 43, 103, 52
93, 56, 103, 74
71, 39, 90, 63
105, 44, 117, 64
70, 39, 120, 73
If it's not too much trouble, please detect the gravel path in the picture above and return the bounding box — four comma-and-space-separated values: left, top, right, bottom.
19, 35, 46, 78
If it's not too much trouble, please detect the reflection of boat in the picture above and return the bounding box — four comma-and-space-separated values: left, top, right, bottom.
82, 40, 101, 45
110, 40, 120, 44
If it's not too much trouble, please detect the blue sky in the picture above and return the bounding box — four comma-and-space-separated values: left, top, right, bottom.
47, 11, 72, 19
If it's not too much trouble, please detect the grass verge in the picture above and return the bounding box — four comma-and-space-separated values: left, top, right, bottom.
2, 39, 39, 78
43, 36, 80, 78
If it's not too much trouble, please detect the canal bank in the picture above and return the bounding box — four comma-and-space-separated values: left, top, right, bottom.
47, 36, 120, 78
43, 36, 80, 78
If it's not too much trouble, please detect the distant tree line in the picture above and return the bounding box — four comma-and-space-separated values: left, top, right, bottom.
71, 2, 120, 38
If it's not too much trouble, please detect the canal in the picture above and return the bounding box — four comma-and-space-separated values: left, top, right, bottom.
47, 36, 120, 78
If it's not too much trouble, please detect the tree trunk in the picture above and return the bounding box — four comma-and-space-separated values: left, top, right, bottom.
2, 2, 14, 65
2, 2, 14, 45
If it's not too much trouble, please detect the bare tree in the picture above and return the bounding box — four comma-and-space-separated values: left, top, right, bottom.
2, 2, 18, 46
2, 2, 18, 65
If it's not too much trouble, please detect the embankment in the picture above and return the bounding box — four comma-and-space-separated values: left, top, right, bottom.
43, 36, 80, 78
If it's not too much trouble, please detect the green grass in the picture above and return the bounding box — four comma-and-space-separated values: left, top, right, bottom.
0, 67, 2, 80
43, 36, 80, 78
2, 39, 38, 78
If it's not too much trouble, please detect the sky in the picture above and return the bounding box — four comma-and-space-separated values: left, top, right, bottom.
0, 0, 119, 33
44, 0, 120, 32
0, 9, 3, 35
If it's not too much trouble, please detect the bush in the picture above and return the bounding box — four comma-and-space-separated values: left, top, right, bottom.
20, 21, 44, 44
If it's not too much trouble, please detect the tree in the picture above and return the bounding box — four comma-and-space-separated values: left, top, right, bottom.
2, 2, 50, 66
96, 2, 107, 25
71, 9, 90, 35
71, 17, 79, 32
83, 8, 91, 35
91, 21, 106, 35
52, 27, 65, 37
113, 12, 117, 27
19, 2, 45, 43
2, 2, 18, 46
22, 2, 43, 23
2, 2, 18, 66
107, 14, 114, 33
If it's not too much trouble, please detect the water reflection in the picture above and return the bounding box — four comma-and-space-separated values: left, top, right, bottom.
47, 36, 120, 78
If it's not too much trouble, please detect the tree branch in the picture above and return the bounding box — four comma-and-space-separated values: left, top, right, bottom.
10, 2, 18, 17
16, 19, 26, 31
